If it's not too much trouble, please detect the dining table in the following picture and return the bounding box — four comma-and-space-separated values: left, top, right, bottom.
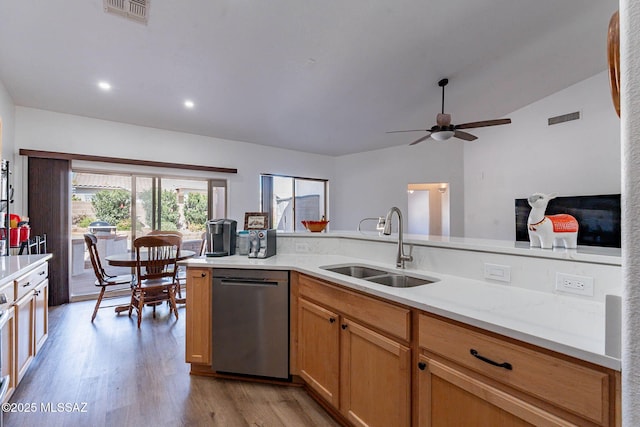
105, 249, 197, 311
105, 249, 196, 267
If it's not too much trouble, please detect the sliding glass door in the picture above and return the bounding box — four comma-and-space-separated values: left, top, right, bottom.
70, 170, 226, 298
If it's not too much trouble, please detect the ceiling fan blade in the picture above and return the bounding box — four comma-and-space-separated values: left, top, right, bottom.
454, 118, 511, 130
454, 130, 477, 141
409, 134, 432, 146
386, 129, 430, 134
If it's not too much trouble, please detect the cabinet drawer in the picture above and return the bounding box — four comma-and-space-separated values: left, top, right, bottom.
419, 314, 610, 426
15, 262, 48, 301
299, 274, 410, 341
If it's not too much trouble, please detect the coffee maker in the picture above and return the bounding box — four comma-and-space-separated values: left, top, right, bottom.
205, 219, 237, 257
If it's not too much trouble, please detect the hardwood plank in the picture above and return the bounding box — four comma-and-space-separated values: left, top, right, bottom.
5, 298, 338, 427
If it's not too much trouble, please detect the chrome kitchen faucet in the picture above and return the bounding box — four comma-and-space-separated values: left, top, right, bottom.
383, 207, 413, 269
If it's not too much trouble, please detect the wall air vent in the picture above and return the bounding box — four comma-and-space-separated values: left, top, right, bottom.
548, 111, 580, 126
104, 0, 149, 24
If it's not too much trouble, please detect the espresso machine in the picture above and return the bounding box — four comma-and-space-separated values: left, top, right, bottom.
205, 219, 237, 257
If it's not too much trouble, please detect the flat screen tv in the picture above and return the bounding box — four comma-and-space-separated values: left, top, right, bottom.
515, 194, 621, 248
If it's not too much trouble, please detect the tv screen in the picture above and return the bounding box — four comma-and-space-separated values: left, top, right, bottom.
515, 194, 621, 248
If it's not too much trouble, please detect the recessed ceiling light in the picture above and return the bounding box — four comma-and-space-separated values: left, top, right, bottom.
98, 81, 111, 91
184, 100, 195, 109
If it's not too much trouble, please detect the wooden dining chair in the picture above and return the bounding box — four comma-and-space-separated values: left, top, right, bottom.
129, 234, 181, 328
84, 233, 133, 322
147, 230, 186, 299
147, 230, 183, 238
173, 236, 204, 300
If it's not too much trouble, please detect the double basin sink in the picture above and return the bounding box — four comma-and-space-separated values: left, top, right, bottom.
321, 264, 438, 288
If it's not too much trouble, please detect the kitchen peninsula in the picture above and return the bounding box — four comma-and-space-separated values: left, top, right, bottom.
182, 232, 621, 426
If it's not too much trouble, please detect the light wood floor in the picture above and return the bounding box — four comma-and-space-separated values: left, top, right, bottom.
5, 298, 339, 427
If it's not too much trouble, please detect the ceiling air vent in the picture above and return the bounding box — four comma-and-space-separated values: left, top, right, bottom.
548, 111, 580, 126
104, 0, 149, 24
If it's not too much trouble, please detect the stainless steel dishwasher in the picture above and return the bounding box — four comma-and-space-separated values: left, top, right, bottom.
212, 268, 290, 380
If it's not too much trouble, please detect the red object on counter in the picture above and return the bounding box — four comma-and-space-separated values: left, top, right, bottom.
10, 226, 30, 248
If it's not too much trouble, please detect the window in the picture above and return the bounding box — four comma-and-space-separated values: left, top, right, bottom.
260, 174, 328, 231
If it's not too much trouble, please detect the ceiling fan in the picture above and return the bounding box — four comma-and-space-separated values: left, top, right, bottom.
387, 78, 511, 145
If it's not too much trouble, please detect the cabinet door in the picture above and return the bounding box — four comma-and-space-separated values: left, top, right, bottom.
1, 307, 15, 402
34, 279, 48, 353
340, 318, 411, 427
298, 298, 340, 407
185, 268, 211, 364
14, 292, 34, 384
417, 354, 575, 427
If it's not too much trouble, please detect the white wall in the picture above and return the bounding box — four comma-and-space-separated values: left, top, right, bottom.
464, 71, 621, 240
0, 80, 15, 158
331, 142, 465, 235
12, 107, 335, 222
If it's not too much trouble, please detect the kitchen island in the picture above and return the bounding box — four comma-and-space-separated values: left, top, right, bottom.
181, 232, 621, 426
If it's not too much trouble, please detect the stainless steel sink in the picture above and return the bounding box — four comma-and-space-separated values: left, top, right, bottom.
366, 274, 435, 288
322, 265, 389, 278
321, 264, 438, 288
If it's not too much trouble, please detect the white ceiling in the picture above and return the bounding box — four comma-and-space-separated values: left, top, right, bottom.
0, 1, 618, 156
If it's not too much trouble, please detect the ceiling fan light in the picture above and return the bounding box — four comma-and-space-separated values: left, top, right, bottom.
430, 130, 454, 141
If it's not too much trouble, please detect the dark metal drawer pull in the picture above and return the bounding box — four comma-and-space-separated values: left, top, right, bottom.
470, 349, 512, 370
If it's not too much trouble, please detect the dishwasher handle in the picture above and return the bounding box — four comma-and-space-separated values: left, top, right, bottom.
218, 278, 281, 287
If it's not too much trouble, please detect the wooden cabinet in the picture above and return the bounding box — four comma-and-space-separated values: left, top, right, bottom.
417, 313, 615, 426
33, 279, 48, 353
185, 267, 211, 365
0, 306, 15, 402
298, 298, 340, 407
297, 274, 411, 426
340, 317, 411, 427
13, 261, 49, 386
417, 354, 573, 427
14, 290, 34, 384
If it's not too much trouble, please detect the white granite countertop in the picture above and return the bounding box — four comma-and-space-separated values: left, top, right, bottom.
181, 252, 620, 371
0, 254, 52, 285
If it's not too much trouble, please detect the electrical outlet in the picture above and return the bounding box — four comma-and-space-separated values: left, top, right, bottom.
484, 263, 511, 283
555, 273, 594, 296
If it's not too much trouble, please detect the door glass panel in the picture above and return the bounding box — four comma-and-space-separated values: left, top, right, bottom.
210, 179, 227, 220
70, 172, 132, 298
161, 178, 208, 240
272, 176, 294, 231
134, 176, 154, 239
294, 179, 326, 231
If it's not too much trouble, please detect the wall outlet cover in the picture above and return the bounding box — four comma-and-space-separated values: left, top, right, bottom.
555, 272, 594, 297
484, 263, 511, 283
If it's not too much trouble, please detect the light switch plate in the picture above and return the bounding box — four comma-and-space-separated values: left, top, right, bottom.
484, 263, 511, 283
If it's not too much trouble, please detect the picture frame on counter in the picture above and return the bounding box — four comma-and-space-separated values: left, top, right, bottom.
244, 212, 269, 230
